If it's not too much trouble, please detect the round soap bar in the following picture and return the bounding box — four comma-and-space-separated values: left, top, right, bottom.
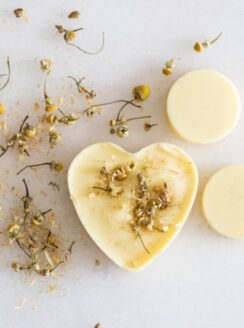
202, 165, 244, 239
167, 69, 241, 144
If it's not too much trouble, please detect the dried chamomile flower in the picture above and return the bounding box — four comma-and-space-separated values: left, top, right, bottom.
17, 160, 63, 175
8, 224, 21, 239
116, 125, 129, 138
194, 32, 222, 52
132, 85, 151, 102
40, 59, 52, 72
49, 130, 61, 146
55, 25, 105, 55
144, 122, 158, 131
13, 8, 24, 18
23, 124, 37, 138
95, 324, 102, 328
13, 8, 28, 21
68, 11, 81, 19
43, 70, 58, 113
162, 58, 180, 75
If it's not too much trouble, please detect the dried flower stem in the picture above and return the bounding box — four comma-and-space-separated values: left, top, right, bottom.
0, 57, 10, 92
136, 231, 150, 254
66, 32, 105, 55
82, 100, 141, 116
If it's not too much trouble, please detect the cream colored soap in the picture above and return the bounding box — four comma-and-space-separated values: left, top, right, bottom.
167, 69, 240, 144
68, 143, 198, 271
202, 165, 244, 239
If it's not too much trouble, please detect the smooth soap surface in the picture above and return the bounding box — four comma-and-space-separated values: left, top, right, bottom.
68, 143, 198, 270
202, 165, 244, 239
167, 69, 240, 144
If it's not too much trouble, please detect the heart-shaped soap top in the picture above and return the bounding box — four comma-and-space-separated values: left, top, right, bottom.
68, 143, 198, 271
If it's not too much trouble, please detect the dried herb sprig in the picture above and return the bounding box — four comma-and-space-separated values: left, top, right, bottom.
46, 109, 79, 127
68, 76, 96, 100
43, 69, 58, 113
55, 25, 105, 55
194, 32, 223, 52
4, 179, 67, 276
17, 160, 63, 175
0, 115, 37, 158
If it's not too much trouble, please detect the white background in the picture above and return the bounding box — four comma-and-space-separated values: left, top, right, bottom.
0, 0, 244, 327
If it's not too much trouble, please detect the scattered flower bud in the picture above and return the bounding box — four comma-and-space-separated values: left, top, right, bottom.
13, 8, 24, 18
8, 224, 20, 238
40, 59, 52, 72
23, 125, 37, 138
133, 85, 151, 102
49, 131, 61, 145
68, 11, 81, 19
64, 30, 76, 42
116, 125, 129, 138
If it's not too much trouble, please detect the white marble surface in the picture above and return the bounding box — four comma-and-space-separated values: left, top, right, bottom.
0, 0, 244, 327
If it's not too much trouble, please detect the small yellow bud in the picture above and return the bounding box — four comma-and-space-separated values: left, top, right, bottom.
23, 125, 37, 138
194, 42, 203, 52
46, 114, 58, 124
8, 224, 20, 238
0, 103, 5, 115
109, 119, 116, 127
116, 125, 129, 138
64, 30, 76, 42
68, 11, 81, 19
45, 104, 58, 113
132, 85, 151, 102
162, 68, 173, 75
54, 162, 63, 172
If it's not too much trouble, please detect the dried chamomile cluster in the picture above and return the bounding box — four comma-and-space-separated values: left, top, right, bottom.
93, 164, 134, 196
0, 115, 38, 158
40, 60, 79, 147
129, 174, 172, 253
93, 162, 172, 254
131, 174, 171, 231
80, 84, 156, 138
55, 25, 105, 55
3, 180, 70, 276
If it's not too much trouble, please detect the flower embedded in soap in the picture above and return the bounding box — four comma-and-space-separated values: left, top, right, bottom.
129, 174, 172, 254
93, 165, 129, 195
55, 24, 105, 55
92, 161, 172, 254
194, 32, 222, 52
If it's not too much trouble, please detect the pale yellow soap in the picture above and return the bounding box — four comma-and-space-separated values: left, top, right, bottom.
167, 69, 240, 144
202, 165, 244, 239
68, 143, 198, 271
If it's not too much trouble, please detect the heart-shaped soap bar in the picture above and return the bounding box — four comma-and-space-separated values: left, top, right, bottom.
68, 143, 198, 271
